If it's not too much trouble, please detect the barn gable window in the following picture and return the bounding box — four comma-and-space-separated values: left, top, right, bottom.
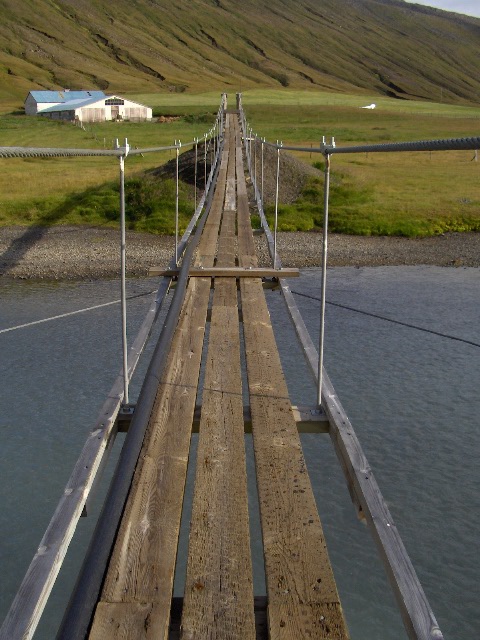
105, 98, 125, 106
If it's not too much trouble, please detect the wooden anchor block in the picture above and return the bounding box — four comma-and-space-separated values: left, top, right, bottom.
115, 405, 329, 435
148, 266, 300, 278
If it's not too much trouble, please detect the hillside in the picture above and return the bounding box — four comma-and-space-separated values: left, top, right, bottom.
0, 0, 479, 105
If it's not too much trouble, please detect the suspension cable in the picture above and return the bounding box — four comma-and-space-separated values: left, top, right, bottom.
291, 290, 480, 349
0, 290, 156, 335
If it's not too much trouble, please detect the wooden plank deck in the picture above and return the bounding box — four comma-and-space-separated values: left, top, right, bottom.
180, 119, 256, 639
89, 114, 348, 639
235, 125, 348, 639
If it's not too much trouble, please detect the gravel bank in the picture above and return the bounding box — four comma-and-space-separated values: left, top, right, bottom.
1, 226, 479, 280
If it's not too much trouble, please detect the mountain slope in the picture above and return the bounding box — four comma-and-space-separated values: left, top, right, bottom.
0, 0, 479, 104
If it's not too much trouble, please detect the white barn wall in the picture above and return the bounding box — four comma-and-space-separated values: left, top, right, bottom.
78, 97, 152, 123
80, 107, 106, 123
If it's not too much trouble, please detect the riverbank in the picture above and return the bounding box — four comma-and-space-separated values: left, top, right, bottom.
0, 226, 479, 280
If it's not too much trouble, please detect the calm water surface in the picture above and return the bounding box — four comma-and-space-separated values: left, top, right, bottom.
1, 266, 479, 639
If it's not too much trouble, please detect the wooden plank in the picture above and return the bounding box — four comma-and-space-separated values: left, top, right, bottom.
195, 129, 229, 268
169, 597, 269, 640
181, 115, 256, 638
236, 121, 349, 639
90, 602, 165, 640
88, 275, 212, 638
224, 123, 236, 212
236, 147, 257, 268
240, 279, 348, 639
88, 122, 232, 640
148, 267, 299, 278
180, 294, 256, 637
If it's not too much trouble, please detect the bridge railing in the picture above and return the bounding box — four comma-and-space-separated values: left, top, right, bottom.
0, 95, 227, 640
237, 95, 477, 640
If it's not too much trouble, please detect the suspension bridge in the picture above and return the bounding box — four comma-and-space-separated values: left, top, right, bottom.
2, 93, 479, 639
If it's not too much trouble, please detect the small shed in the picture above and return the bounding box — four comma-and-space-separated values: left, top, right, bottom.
24, 91, 153, 123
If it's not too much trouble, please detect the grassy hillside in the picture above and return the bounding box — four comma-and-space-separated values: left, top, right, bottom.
1, 0, 480, 109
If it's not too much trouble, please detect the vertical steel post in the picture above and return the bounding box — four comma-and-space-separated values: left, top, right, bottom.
119, 138, 130, 405
210, 130, 213, 171
204, 133, 207, 192
175, 140, 180, 266
273, 141, 282, 269
254, 135, 257, 193
194, 138, 198, 212
317, 152, 331, 406
261, 138, 265, 204
249, 127, 252, 170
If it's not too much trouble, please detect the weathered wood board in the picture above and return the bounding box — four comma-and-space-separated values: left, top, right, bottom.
89, 119, 233, 640
236, 121, 349, 639
181, 117, 256, 638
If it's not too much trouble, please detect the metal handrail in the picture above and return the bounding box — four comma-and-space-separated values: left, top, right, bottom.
254, 135, 480, 155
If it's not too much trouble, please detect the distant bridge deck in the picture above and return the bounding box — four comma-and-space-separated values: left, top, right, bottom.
82, 114, 347, 639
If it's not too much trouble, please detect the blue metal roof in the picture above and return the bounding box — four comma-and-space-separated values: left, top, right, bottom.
29, 91, 106, 104
40, 96, 107, 113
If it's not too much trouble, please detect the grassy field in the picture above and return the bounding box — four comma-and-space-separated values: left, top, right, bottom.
239, 91, 480, 236
0, 107, 217, 231
1, 89, 479, 236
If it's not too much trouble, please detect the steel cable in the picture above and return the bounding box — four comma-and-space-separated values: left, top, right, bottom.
291, 290, 480, 349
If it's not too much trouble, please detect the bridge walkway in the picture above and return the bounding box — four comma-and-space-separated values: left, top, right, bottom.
88, 114, 348, 639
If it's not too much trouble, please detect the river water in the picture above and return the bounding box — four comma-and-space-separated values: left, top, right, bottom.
0, 266, 478, 639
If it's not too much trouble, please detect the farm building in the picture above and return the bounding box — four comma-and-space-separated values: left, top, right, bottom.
24, 91, 152, 123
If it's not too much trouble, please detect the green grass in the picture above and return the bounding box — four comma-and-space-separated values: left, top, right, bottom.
240, 89, 480, 116
1, 89, 479, 237
242, 94, 480, 236
265, 162, 480, 236
0, 109, 216, 227
1, 171, 195, 233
